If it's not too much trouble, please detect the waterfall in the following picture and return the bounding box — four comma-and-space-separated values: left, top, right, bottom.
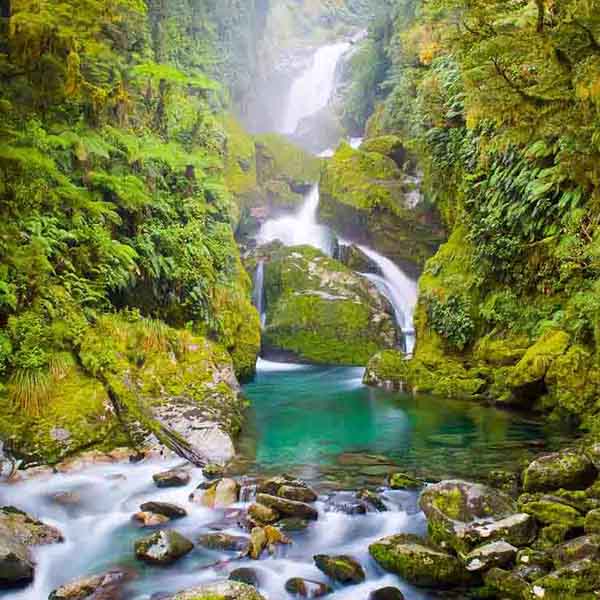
357, 245, 418, 355
280, 42, 350, 135
252, 260, 266, 327
256, 185, 334, 255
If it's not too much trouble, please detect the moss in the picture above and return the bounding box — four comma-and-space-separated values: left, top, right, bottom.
223, 113, 258, 200
521, 500, 584, 528
474, 335, 530, 367
360, 135, 407, 166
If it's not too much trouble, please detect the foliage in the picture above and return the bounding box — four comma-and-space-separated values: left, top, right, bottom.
426, 294, 475, 351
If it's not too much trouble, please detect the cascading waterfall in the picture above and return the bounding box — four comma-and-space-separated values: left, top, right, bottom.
256, 185, 334, 255
252, 260, 266, 327
280, 41, 350, 135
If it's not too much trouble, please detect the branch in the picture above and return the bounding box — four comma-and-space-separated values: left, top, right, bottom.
573, 20, 600, 53
490, 57, 554, 107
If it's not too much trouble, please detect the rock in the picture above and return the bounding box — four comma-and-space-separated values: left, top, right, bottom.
369, 534, 473, 588
551, 534, 600, 567
313, 554, 366, 585
49, 491, 81, 507
278, 517, 310, 532
257, 475, 309, 496
152, 469, 190, 488
203, 463, 225, 480
368, 587, 405, 600
0, 534, 34, 588
528, 558, 600, 598
515, 564, 549, 583
48, 568, 133, 599
132, 512, 170, 528
248, 503, 280, 524
463, 540, 518, 572
285, 577, 332, 597
585, 508, 600, 534
264, 525, 290, 550
256, 494, 318, 520
516, 548, 553, 570
167, 580, 266, 600
521, 499, 584, 528
522, 450, 597, 493
248, 527, 267, 560
327, 500, 367, 515
464, 513, 537, 549
586, 442, 600, 470
336, 243, 380, 273
229, 567, 260, 587
484, 567, 530, 599
0, 506, 64, 546
487, 470, 521, 496
139, 502, 187, 519
534, 524, 572, 549
277, 485, 317, 503
134, 530, 193, 564
356, 489, 387, 512
198, 478, 240, 508
197, 533, 249, 553
389, 473, 423, 490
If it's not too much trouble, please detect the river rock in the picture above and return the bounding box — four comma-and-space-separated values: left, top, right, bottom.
0, 534, 34, 587
248, 527, 267, 560
551, 534, 600, 567
586, 442, 600, 470
463, 540, 518, 572
389, 473, 423, 490
48, 568, 133, 599
522, 450, 597, 493
203, 463, 225, 480
248, 503, 280, 524
368, 587, 405, 600
49, 491, 82, 507
278, 517, 310, 532
278, 484, 317, 503
313, 554, 365, 584
369, 534, 473, 588
585, 508, 600, 534
521, 499, 584, 528
197, 533, 249, 553
356, 489, 387, 512
132, 511, 170, 528
264, 525, 291, 551
0, 506, 64, 546
285, 577, 332, 597
167, 581, 266, 600
484, 567, 530, 599
463, 512, 537, 549
256, 494, 318, 520
197, 478, 240, 508
229, 567, 260, 587
528, 557, 600, 598
134, 530, 193, 564
327, 500, 367, 515
152, 469, 190, 488
140, 501, 187, 519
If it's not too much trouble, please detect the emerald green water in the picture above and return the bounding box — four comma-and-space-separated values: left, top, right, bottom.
238, 361, 566, 487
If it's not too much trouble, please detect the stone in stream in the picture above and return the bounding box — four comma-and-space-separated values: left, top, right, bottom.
134, 530, 193, 564
551, 534, 600, 567
152, 469, 190, 488
278, 517, 310, 532
0, 534, 34, 588
522, 450, 597, 493
256, 493, 318, 520
248, 502, 280, 524
368, 587, 405, 600
483, 567, 531, 599
0, 506, 64, 546
132, 511, 170, 528
229, 567, 260, 587
257, 475, 316, 500
193, 478, 240, 508
48, 568, 134, 599
197, 532, 250, 553
369, 534, 474, 588
285, 577, 332, 597
313, 554, 366, 584
248, 527, 267, 560
140, 501, 187, 519
529, 557, 600, 597
327, 499, 367, 515
264, 525, 291, 552
202, 462, 225, 480
277, 484, 318, 503
389, 473, 423, 490
463, 540, 518, 572
356, 489, 387, 512
167, 581, 266, 600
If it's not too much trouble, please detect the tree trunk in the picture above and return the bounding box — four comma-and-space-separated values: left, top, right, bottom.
535, 0, 545, 33
0, 0, 10, 56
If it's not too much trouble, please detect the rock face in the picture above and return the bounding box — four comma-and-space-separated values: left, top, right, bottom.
260, 243, 397, 365
49, 568, 133, 599
134, 530, 193, 564
168, 580, 266, 600
522, 450, 597, 492
313, 554, 366, 584
369, 534, 473, 588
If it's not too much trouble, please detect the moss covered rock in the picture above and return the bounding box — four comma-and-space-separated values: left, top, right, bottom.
525, 558, 600, 599
168, 580, 266, 600
313, 554, 366, 584
360, 135, 408, 168
134, 529, 193, 564
484, 567, 531, 599
369, 533, 474, 588
522, 450, 597, 493
261, 244, 397, 365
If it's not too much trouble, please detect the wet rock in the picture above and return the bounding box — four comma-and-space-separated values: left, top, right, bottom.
521, 499, 584, 528
152, 469, 190, 488
528, 557, 600, 598
369, 533, 473, 588
516, 548, 553, 570
132, 512, 170, 528
0, 506, 64, 546
585, 507, 600, 534
134, 530, 193, 564
313, 554, 366, 585
140, 501, 187, 519
327, 500, 367, 515
285, 577, 332, 597
0, 534, 34, 588
256, 494, 318, 520
264, 525, 291, 552
197, 533, 249, 553
248, 503, 280, 524
368, 587, 405, 600
48, 568, 133, 599
389, 473, 423, 490
356, 489, 387, 512
487, 470, 521, 496
463, 513, 537, 549
48, 491, 81, 507
167, 581, 266, 600
586, 442, 600, 470
196, 478, 240, 508
229, 567, 260, 587
484, 567, 530, 599
248, 527, 267, 560
203, 463, 225, 480
514, 563, 549, 583
522, 450, 597, 493
551, 534, 600, 567
534, 523, 572, 549
278, 517, 310, 532
463, 540, 517, 572
278, 484, 317, 503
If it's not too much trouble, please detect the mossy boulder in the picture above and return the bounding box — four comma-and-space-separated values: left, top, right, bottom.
168, 580, 266, 600
552, 534, 600, 567
134, 529, 193, 565
585, 509, 600, 534
520, 499, 584, 529
261, 244, 397, 365
255, 493, 318, 520
463, 540, 518, 572
0, 535, 33, 588
369, 533, 474, 588
360, 135, 408, 168
0, 506, 63, 547
484, 567, 531, 599
525, 558, 600, 599
48, 568, 133, 599
313, 554, 366, 584
319, 142, 444, 274
522, 450, 597, 493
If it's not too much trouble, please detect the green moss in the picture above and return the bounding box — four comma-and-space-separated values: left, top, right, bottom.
521, 500, 584, 528
223, 113, 258, 200
360, 135, 407, 165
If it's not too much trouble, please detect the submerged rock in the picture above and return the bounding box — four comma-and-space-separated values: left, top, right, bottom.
134, 530, 193, 564
368, 587, 405, 600
49, 568, 134, 599
369, 534, 473, 589
356, 489, 387, 512
313, 554, 365, 584
285, 577, 332, 597
256, 494, 318, 520
522, 450, 597, 493
167, 580, 265, 600
278, 517, 310, 532
152, 469, 190, 488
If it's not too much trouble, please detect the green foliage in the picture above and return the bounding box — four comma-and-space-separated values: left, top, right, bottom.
426, 294, 475, 351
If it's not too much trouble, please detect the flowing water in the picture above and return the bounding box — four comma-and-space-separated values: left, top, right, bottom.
252, 260, 266, 327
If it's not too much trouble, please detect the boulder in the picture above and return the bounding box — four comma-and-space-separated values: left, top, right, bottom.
202, 463, 225, 480
263, 525, 291, 551
389, 473, 423, 490
463, 513, 537, 549
327, 500, 367, 515
368, 587, 405, 600
132, 512, 170, 528
484, 567, 530, 599
528, 558, 600, 598
586, 442, 600, 470
313, 554, 365, 585
585, 508, 600, 534
134, 530, 193, 564
49, 568, 133, 599
139, 502, 187, 519
521, 499, 584, 528
463, 540, 517, 572
369, 534, 473, 588
197, 478, 240, 508
167, 581, 265, 600
0, 534, 34, 588
248, 503, 280, 524
0, 506, 64, 546
277, 485, 317, 503
551, 534, 600, 567
229, 567, 260, 587
522, 450, 597, 493
256, 494, 318, 520
152, 469, 190, 488
257, 475, 310, 496
356, 489, 387, 512
278, 517, 310, 532
285, 577, 332, 597
248, 527, 267, 560
197, 533, 249, 554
